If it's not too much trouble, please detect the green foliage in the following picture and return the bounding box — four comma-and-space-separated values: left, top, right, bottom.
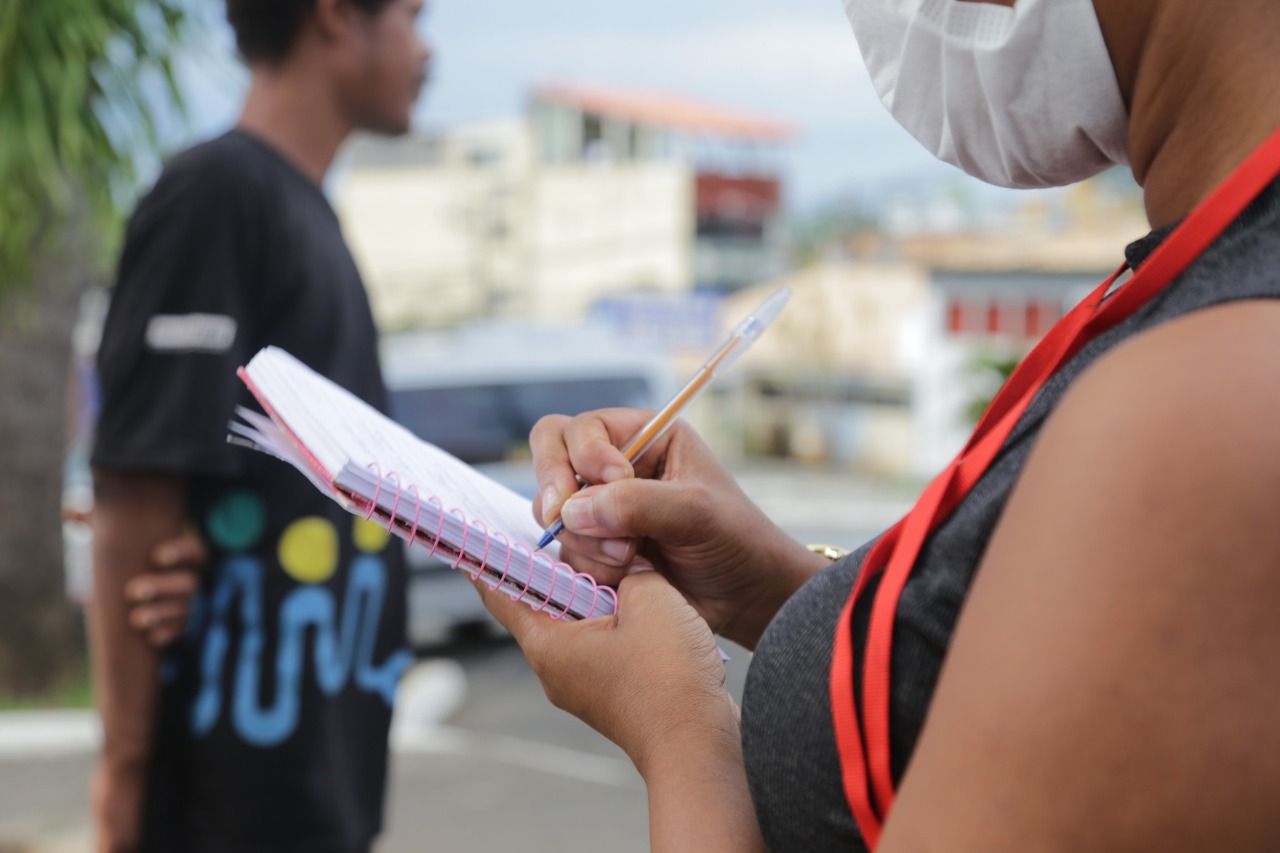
965, 348, 1026, 425
0, 0, 188, 305
0, 658, 93, 709
790, 204, 880, 268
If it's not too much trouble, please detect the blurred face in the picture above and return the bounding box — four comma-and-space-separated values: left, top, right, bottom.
339, 0, 431, 135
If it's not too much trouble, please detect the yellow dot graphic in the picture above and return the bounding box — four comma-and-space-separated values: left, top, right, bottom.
278, 517, 339, 584
353, 517, 391, 554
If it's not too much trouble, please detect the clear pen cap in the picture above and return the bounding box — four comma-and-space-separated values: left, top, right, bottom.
711, 287, 792, 374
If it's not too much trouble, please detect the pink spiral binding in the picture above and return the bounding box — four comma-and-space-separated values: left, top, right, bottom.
528, 549, 557, 614
487, 530, 514, 592
363, 463, 385, 522
404, 484, 424, 543
421, 494, 447, 558
548, 564, 578, 621
356, 462, 616, 621
446, 506, 470, 571
599, 584, 618, 615
508, 542, 539, 603
383, 471, 403, 532
460, 517, 492, 581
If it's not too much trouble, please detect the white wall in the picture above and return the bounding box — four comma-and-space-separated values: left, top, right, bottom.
334, 123, 695, 331
525, 161, 694, 321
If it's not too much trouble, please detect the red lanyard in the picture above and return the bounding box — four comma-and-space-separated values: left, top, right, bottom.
829, 127, 1280, 849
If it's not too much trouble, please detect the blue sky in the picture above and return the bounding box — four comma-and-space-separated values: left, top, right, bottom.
178, 0, 976, 215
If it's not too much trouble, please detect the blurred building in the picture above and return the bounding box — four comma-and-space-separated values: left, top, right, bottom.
334, 84, 792, 331
715, 264, 930, 477
713, 191, 1149, 479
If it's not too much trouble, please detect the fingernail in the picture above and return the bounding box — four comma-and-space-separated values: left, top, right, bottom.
541, 485, 560, 517
560, 495, 594, 531
134, 584, 154, 601
155, 547, 174, 565
601, 538, 630, 563
602, 465, 628, 483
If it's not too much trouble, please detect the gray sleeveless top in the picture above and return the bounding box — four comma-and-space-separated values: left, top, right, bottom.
741, 178, 1280, 852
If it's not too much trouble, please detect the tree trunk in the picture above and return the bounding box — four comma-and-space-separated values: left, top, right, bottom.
0, 221, 96, 697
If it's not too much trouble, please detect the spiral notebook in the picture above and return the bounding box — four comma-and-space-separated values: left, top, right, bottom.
228, 346, 617, 621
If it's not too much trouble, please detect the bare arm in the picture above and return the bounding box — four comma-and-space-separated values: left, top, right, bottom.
642, 723, 766, 853
88, 468, 187, 853
882, 302, 1280, 850
472, 571, 767, 852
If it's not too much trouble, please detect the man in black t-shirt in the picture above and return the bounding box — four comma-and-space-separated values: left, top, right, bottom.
88, 3, 430, 851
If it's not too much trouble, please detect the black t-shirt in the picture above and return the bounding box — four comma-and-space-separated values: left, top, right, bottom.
93, 130, 410, 853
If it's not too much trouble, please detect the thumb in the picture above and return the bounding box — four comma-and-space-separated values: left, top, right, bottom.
613, 568, 687, 619
613, 571, 717, 657
558, 478, 714, 544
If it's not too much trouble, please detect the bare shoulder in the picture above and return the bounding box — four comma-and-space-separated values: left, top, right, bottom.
879, 299, 1280, 851
1053, 298, 1280, 468
1025, 298, 1280, 536
1005, 298, 1280, 570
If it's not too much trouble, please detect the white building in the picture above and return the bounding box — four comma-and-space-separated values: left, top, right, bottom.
333, 84, 792, 332
713, 202, 1148, 478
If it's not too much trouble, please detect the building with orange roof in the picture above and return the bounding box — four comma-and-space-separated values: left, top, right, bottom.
334, 83, 793, 331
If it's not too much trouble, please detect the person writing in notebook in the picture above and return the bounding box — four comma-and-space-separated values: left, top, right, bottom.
474, 0, 1280, 850
88, 2, 429, 851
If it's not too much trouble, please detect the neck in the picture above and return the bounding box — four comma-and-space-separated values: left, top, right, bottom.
237, 61, 352, 186
1122, 6, 1280, 229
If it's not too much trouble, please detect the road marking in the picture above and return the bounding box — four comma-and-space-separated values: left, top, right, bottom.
0, 659, 637, 790
390, 658, 638, 787
0, 710, 99, 760
392, 724, 638, 788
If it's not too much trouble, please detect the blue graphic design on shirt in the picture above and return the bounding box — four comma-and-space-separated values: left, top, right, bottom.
191, 552, 412, 746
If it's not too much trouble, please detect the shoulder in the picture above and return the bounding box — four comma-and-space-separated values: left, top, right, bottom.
162, 131, 270, 188
122, 133, 278, 259
877, 300, 1280, 848
136, 132, 272, 221
1041, 299, 1280, 497
995, 297, 1280, 615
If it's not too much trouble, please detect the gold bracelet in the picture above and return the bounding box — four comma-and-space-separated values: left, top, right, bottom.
806, 543, 852, 562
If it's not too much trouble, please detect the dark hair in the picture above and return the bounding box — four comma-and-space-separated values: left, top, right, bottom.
225, 0, 394, 64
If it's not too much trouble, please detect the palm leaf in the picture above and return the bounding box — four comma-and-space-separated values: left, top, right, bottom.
0, 0, 190, 310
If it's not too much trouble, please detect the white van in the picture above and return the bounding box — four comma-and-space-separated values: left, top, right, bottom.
380, 323, 674, 646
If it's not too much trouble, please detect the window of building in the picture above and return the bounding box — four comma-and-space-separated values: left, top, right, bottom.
947, 295, 1063, 339
946, 298, 978, 335
1025, 299, 1061, 338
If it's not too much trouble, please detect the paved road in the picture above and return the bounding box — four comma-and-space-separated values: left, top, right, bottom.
0, 463, 902, 851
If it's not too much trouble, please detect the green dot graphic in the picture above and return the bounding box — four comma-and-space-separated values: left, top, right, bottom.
205, 490, 267, 552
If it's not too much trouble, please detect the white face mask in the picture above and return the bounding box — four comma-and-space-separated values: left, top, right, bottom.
844, 0, 1130, 189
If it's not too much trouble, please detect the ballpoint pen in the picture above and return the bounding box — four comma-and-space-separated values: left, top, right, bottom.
535, 286, 792, 550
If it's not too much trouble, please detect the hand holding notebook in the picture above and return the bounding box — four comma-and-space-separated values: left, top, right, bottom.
230, 346, 616, 621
